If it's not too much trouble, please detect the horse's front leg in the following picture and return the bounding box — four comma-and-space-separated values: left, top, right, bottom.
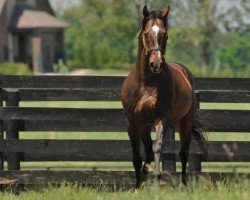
153, 121, 164, 180
140, 126, 154, 182
126, 118, 142, 189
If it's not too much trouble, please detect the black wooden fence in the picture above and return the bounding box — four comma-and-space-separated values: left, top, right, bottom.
0, 75, 249, 187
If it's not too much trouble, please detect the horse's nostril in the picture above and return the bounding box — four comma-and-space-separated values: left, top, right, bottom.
160, 62, 164, 68
150, 62, 154, 68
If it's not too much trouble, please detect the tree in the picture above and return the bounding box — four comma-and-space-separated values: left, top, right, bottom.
131, 0, 173, 28
63, 0, 137, 69
56, 0, 249, 76
169, 0, 250, 74
217, 37, 250, 72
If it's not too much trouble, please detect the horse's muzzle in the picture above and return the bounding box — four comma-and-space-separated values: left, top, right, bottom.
150, 62, 163, 73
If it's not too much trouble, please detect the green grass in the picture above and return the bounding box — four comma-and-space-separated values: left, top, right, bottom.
19, 101, 123, 109
0, 179, 249, 200
19, 101, 250, 110
201, 103, 250, 110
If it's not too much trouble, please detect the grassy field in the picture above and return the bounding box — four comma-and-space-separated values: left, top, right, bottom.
0, 179, 249, 200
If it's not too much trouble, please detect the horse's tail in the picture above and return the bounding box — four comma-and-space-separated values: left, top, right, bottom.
192, 116, 210, 158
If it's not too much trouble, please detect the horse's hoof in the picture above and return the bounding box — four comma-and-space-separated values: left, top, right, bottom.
140, 172, 148, 182
153, 175, 161, 187
130, 187, 139, 194
159, 179, 168, 186
153, 179, 160, 187
153, 172, 161, 180
179, 182, 186, 192
134, 188, 139, 194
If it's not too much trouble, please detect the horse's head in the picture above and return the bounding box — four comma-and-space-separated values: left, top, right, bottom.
141, 5, 170, 74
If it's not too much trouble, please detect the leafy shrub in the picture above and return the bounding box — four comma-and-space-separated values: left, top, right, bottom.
67, 60, 87, 70
216, 37, 250, 71
0, 62, 32, 75
53, 59, 69, 74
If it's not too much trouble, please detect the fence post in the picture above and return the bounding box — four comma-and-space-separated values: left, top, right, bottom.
162, 126, 176, 172
0, 81, 3, 171
5, 90, 20, 171
189, 155, 202, 172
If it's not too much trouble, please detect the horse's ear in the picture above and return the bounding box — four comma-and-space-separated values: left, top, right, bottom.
162, 5, 170, 18
143, 5, 149, 17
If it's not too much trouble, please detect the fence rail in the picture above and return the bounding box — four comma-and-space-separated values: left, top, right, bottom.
0, 75, 250, 186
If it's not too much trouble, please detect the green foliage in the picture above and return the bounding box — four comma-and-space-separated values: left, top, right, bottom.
53, 59, 69, 74
216, 37, 250, 72
59, 1, 249, 77
63, 0, 137, 70
0, 62, 32, 75
167, 28, 201, 66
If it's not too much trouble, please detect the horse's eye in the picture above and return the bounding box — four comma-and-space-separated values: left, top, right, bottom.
161, 34, 168, 41
163, 33, 168, 40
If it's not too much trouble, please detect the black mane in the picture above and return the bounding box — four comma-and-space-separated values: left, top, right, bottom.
142, 11, 168, 28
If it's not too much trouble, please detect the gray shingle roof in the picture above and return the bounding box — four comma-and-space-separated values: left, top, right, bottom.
0, 0, 7, 15
9, 4, 68, 30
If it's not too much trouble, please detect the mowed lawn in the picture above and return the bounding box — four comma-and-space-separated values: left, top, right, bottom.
0, 180, 249, 200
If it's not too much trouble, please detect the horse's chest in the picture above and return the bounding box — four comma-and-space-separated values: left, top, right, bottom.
134, 92, 165, 123
138, 95, 157, 112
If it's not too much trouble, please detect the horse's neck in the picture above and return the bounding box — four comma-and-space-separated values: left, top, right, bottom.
136, 37, 172, 87
136, 39, 173, 104
136, 37, 153, 84
134, 36, 173, 111
135, 36, 144, 75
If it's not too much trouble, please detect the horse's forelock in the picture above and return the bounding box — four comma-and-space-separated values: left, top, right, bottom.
142, 11, 168, 28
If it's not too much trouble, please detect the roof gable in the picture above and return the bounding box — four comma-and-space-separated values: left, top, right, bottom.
35, 0, 54, 15
9, 4, 68, 30
0, 0, 7, 15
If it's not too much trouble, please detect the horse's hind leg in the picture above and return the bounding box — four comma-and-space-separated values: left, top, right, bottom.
178, 123, 192, 186
126, 120, 142, 188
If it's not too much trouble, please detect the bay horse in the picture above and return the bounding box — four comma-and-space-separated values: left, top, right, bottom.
121, 5, 209, 188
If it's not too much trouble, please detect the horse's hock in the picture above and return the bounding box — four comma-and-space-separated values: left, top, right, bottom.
0, 75, 249, 187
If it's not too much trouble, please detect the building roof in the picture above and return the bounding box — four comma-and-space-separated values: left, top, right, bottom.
0, 0, 6, 15
9, 4, 68, 30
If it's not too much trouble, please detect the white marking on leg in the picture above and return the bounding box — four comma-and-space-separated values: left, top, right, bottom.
153, 134, 163, 176
153, 121, 163, 177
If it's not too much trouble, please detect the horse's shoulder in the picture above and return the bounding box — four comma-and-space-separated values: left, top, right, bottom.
168, 62, 194, 86
167, 62, 193, 91
121, 68, 141, 107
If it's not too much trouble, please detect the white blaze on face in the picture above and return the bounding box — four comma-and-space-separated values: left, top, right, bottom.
151, 24, 161, 59
152, 24, 160, 36
151, 25, 159, 47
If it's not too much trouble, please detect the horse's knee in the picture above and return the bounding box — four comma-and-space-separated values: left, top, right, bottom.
153, 141, 162, 154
